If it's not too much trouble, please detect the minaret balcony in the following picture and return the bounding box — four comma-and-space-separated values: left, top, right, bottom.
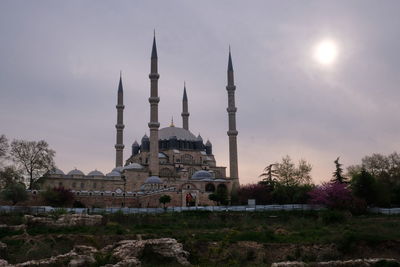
227, 130, 238, 136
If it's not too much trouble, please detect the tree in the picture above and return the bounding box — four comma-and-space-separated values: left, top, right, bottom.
237, 183, 272, 205
41, 187, 74, 207
259, 164, 278, 187
274, 156, 312, 186
159, 195, 171, 209
332, 157, 347, 184
0, 135, 8, 159
0, 166, 24, 189
350, 169, 377, 205
1, 183, 28, 205
208, 187, 229, 205
10, 139, 55, 190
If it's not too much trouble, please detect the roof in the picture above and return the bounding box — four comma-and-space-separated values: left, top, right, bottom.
144, 176, 163, 184
123, 163, 143, 170
106, 171, 121, 177
191, 170, 213, 180
49, 168, 65, 175
87, 170, 104, 176
159, 126, 197, 141
67, 169, 85, 176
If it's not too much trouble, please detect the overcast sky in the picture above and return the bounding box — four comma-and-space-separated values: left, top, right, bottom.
1, 1, 400, 184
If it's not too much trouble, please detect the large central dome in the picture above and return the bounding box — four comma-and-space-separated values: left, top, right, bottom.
159, 126, 197, 141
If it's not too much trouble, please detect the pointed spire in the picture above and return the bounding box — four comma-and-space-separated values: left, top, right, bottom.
118, 71, 123, 92
183, 81, 188, 101
151, 31, 158, 59
228, 46, 233, 72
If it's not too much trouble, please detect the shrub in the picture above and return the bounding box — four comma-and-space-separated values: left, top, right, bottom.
308, 182, 352, 210
41, 187, 74, 207
237, 183, 272, 205
0, 183, 28, 205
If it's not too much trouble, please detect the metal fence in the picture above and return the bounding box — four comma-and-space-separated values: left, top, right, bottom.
1, 205, 399, 215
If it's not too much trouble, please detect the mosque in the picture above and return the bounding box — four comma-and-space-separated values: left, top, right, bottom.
40, 36, 240, 207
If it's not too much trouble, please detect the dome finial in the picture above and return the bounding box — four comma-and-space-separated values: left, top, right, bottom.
170, 116, 175, 127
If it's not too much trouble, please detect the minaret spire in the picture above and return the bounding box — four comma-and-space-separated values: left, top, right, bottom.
148, 33, 160, 176
226, 47, 239, 191
115, 73, 125, 167
181, 81, 189, 130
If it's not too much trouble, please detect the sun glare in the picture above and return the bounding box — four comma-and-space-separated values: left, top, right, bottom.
313, 39, 338, 65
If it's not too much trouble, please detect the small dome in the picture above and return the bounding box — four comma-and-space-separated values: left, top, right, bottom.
158, 152, 167, 158
206, 140, 212, 146
123, 163, 143, 170
144, 176, 163, 184
132, 140, 139, 147
88, 170, 104, 176
141, 134, 149, 141
112, 166, 124, 173
106, 171, 121, 177
191, 170, 213, 180
49, 168, 65, 175
197, 134, 203, 141
67, 169, 85, 176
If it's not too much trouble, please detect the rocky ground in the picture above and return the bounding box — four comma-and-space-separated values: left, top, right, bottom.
0, 212, 400, 266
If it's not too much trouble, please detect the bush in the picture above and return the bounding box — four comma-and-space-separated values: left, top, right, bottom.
41, 187, 74, 207
0, 183, 28, 205
320, 210, 346, 225
308, 182, 352, 210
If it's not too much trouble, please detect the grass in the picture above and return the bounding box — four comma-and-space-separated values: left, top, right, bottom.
1, 210, 400, 265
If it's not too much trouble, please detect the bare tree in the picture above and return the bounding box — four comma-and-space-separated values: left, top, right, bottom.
0, 134, 8, 159
10, 139, 55, 189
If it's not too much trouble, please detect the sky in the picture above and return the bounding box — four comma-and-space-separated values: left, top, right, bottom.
1, 1, 400, 185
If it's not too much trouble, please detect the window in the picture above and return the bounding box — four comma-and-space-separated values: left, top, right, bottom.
182, 154, 193, 164
72, 182, 76, 188
80, 182, 84, 189
93, 182, 97, 189
205, 183, 216, 193
160, 168, 173, 177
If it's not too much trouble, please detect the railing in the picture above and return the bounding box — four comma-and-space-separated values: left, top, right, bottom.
0, 205, 399, 215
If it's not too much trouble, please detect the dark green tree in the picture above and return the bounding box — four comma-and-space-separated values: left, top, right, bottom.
351, 169, 377, 205
332, 157, 348, 184
0, 166, 23, 189
1, 183, 28, 205
159, 195, 171, 209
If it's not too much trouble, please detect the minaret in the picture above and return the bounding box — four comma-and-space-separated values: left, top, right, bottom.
226, 48, 239, 190
115, 73, 125, 167
181, 82, 189, 130
148, 34, 160, 176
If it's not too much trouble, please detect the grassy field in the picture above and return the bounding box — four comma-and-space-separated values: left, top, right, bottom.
1, 210, 400, 266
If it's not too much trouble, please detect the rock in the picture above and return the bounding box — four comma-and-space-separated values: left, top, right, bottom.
25, 214, 103, 227
0, 259, 9, 267
68, 255, 96, 267
112, 258, 141, 267
0, 224, 26, 231
271, 258, 400, 267
144, 238, 190, 265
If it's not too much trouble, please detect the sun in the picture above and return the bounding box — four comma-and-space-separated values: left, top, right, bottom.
313, 39, 338, 65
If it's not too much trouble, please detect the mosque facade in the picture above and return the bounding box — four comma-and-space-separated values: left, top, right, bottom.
40, 36, 240, 208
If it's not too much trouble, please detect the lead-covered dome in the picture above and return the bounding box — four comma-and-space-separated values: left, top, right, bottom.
106, 171, 121, 177
123, 163, 143, 170
67, 169, 85, 176
191, 170, 213, 180
159, 126, 197, 141
112, 166, 124, 173
88, 170, 104, 176
49, 168, 65, 175
144, 176, 163, 184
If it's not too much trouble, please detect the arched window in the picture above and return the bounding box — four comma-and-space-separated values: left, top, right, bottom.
182, 154, 193, 164
205, 183, 216, 193
160, 168, 173, 177
80, 182, 85, 189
